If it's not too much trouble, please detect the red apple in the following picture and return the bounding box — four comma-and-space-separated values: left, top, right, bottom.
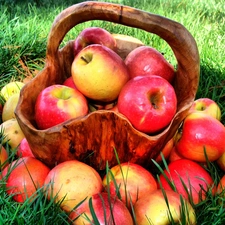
102, 162, 157, 209
155, 137, 174, 163
63, 76, 77, 90
188, 97, 221, 120
0, 145, 8, 170
175, 112, 225, 162
44, 160, 103, 212
217, 175, 225, 195
69, 192, 133, 225
158, 159, 215, 204
35, 84, 88, 129
74, 27, 117, 55
134, 189, 196, 225
117, 75, 177, 134
168, 146, 184, 162
71, 44, 130, 103
124, 46, 175, 83
17, 137, 34, 158
1, 157, 50, 203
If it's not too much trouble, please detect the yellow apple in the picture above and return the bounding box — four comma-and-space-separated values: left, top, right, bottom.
44, 160, 103, 212
2, 93, 20, 122
71, 44, 130, 103
0, 118, 25, 149
1, 81, 24, 101
134, 189, 196, 225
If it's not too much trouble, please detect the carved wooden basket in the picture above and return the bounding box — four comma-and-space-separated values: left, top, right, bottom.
15, 1, 200, 170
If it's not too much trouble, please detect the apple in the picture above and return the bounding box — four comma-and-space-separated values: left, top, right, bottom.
1, 81, 24, 101
44, 160, 103, 212
168, 146, 184, 162
158, 159, 215, 204
216, 175, 225, 196
155, 137, 174, 163
0, 118, 25, 149
102, 162, 157, 209
0, 145, 8, 170
188, 97, 221, 120
117, 75, 177, 134
71, 44, 130, 103
35, 84, 88, 130
17, 137, 34, 158
175, 112, 225, 162
216, 151, 225, 172
63, 76, 77, 90
2, 93, 20, 122
124, 46, 175, 83
1, 157, 50, 203
74, 27, 116, 55
69, 192, 134, 225
134, 189, 196, 225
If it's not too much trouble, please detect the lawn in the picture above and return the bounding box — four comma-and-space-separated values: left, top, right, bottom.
0, 0, 225, 224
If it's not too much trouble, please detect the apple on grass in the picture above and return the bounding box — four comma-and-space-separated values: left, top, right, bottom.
0, 81, 24, 101
0, 118, 25, 149
44, 160, 103, 213
2, 93, 20, 122
102, 162, 157, 209
117, 75, 177, 134
71, 44, 130, 103
74, 27, 117, 55
17, 137, 34, 158
175, 112, 225, 162
134, 189, 196, 225
1, 157, 50, 203
69, 192, 134, 225
188, 97, 221, 120
0, 145, 8, 170
158, 159, 215, 204
35, 84, 88, 130
124, 46, 175, 83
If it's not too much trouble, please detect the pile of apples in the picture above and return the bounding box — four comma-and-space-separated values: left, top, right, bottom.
1, 27, 225, 225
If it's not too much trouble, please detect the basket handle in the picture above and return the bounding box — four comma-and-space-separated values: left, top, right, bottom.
46, 1, 199, 105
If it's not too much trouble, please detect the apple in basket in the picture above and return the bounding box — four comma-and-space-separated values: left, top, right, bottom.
71, 44, 130, 103
74, 27, 117, 55
35, 84, 88, 130
117, 75, 177, 134
124, 46, 175, 83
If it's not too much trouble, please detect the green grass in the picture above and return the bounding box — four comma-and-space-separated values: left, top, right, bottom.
0, 0, 225, 224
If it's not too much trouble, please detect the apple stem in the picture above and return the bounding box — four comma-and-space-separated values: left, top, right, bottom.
81, 55, 92, 64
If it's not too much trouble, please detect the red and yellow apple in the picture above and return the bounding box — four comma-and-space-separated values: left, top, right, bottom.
124, 46, 175, 83
17, 137, 34, 158
69, 192, 134, 225
168, 146, 184, 162
175, 112, 225, 162
117, 75, 177, 134
216, 175, 225, 197
0, 145, 8, 170
74, 27, 116, 55
0, 118, 25, 149
134, 189, 196, 225
35, 84, 88, 129
102, 162, 157, 208
158, 159, 215, 204
44, 160, 103, 212
188, 97, 221, 120
1, 157, 50, 203
71, 44, 130, 103
216, 151, 225, 172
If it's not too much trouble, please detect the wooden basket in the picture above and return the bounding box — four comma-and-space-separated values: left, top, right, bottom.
15, 1, 200, 170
